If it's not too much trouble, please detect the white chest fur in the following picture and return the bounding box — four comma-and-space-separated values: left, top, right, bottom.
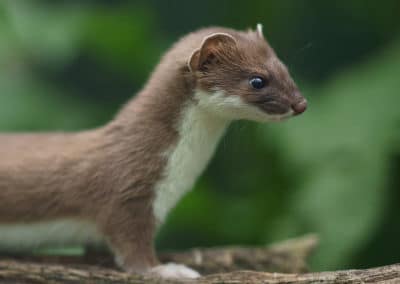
153, 97, 229, 223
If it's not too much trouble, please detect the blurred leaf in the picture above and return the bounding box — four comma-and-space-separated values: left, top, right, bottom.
0, 70, 103, 131
1, 1, 87, 65
83, 4, 162, 77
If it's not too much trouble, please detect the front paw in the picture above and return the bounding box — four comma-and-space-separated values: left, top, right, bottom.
148, 263, 200, 279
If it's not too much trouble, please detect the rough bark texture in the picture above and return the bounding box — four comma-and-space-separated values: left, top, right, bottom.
0, 235, 398, 283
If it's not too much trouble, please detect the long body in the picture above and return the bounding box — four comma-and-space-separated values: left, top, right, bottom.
0, 26, 306, 278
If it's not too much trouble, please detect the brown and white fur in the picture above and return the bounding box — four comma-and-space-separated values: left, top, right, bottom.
0, 25, 306, 278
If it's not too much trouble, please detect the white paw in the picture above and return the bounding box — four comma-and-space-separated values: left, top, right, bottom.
149, 263, 200, 279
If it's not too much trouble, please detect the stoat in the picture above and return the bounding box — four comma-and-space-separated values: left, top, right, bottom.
0, 25, 307, 278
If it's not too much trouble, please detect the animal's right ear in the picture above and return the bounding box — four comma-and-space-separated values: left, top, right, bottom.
188, 33, 237, 72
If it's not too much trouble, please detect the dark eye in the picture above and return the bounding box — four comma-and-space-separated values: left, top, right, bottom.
249, 76, 266, 89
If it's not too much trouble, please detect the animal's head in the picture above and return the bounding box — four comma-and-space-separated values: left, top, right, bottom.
188, 25, 307, 122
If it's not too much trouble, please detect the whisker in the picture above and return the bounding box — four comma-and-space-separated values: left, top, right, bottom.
296, 42, 314, 54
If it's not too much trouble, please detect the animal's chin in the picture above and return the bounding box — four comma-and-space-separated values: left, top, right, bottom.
261, 111, 294, 122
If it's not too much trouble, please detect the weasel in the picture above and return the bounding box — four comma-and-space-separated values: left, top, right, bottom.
0, 25, 307, 278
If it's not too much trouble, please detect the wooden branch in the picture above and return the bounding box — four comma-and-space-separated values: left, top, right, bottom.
1, 234, 398, 283
159, 233, 318, 274
203, 265, 400, 283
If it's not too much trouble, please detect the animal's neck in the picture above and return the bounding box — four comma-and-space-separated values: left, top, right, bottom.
107, 63, 193, 164
114, 70, 189, 133
153, 93, 230, 223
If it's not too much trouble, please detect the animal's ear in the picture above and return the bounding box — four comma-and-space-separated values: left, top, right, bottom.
256, 23, 264, 38
188, 33, 237, 72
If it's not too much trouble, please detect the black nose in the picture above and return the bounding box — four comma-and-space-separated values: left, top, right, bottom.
292, 99, 307, 115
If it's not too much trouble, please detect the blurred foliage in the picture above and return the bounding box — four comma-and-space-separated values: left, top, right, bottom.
0, 0, 399, 271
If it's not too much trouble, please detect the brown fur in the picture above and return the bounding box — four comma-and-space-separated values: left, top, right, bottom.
0, 27, 305, 274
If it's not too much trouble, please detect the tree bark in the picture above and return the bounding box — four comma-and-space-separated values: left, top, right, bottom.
0, 234, 398, 283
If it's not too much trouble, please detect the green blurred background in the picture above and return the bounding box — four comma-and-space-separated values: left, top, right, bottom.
0, 0, 399, 271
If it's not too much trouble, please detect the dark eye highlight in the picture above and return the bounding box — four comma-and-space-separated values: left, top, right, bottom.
249, 76, 266, 89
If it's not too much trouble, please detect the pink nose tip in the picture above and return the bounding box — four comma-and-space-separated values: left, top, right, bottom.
292, 99, 307, 115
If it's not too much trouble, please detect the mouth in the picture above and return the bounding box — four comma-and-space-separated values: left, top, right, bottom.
259, 104, 290, 115
255, 101, 292, 119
